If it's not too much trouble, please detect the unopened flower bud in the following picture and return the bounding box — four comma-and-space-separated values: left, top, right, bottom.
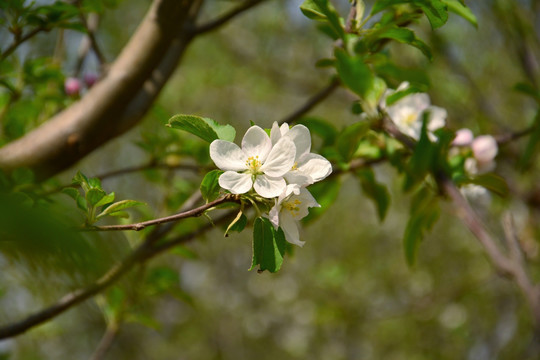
64, 77, 81, 96
472, 135, 498, 163
84, 73, 98, 88
452, 128, 474, 146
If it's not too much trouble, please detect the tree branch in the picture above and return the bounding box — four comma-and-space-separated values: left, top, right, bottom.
193, 0, 267, 36
0, 0, 205, 179
278, 78, 340, 125
84, 194, 240, 231
0, 198, 235, 340
0, 26, 49, 61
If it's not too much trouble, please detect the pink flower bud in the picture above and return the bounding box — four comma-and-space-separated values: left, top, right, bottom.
83, 73, 98, 88
452, 128, 474, 146
64, 77, 81, 96
472, 135, 498, 163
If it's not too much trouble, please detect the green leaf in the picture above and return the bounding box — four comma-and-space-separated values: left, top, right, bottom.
336, 121, 370, 162
403, 187, 440, 266
200, 170, 224, 203
167, 114, 236, 143
107, 211, 130, 218
303, 178, 341, 223
86, 188, 106, 207
72, 171, 89, 191
297, 117, 338, 146
76, 195, 88, 212
11, 168, 34, 185
62, 187, 80, 200
403, 118, 434, 191
228, 214, 247, 233
95, 192, 115, 207
514, 82, 540, 102
442, 0, 477, 27
371, 0, 448, 29
356, 169, 391, 221
88, 177, 102, 189
96, 200, 145, 219
369, 26, 432, 60
300, 0, 327, 20
250, 217, 286, 273
334, 49, 374, 99
520, 111, 540, 171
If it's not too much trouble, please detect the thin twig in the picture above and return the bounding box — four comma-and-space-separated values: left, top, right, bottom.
193, 0, 267, 35
83, 194, 240, 232
89, 322, 120, 360
495, 125, 535, 145
1, 26, 49, 61
278, 78, 340, 125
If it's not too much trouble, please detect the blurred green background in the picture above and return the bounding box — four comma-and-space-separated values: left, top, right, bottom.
1, 0, 540, 359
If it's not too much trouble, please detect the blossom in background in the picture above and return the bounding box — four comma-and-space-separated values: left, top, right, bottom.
462, 134, 499, 174
64, 77, 81, 97
268, 185, 320, 246
383, 82, 446, 140
210, 125, 296, 198
452, 128, 474, 147
270, 122, 332, 186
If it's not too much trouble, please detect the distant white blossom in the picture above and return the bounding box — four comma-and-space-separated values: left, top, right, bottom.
210, 125, 295, 198
270, 122, 332, 186
383, 82, 446, 140
268, 185, 320, 246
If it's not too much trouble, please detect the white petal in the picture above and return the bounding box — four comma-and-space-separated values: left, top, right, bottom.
210, 140, 247, 171
297, 188, 320, 210
270, 122, 282, 145
427, 106, 447, 131
286, 124, 311, 160
242, 126, 272, 162
296, 153, 332, 183
472, 135, 498, 163
218, 171, 253, 194
277, 183, 301, 205
280, 214, 304, 247
280, 123, 289, 135
253, 175, 287, 198
260, 137, 296, 177
268, 201, 280, 229
284, 172, 313, 186
452, 128, 474, 146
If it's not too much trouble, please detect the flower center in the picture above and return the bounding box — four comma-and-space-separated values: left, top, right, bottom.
283, 199, 301, 217
402, 109, 419, 126
246, 155, 262, 175
291, 162, 298, 171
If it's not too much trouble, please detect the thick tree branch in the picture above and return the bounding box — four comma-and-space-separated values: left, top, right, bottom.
0, 0, 204, 179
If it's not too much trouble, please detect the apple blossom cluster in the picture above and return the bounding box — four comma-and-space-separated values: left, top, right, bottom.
452, 128, 499, 201
383, 82, 447, 141
209, 122, 332, 246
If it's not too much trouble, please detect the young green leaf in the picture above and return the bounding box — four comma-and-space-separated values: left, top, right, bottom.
250, 217, 286, 273
336, 121, 369, 162
62, 187, 80, 201
86, 188, 106, 207
461, 174, 509, 197
442, 0, 477, 27
355, 168, 391, 221
371, 0, 448, 29
368, 26, 432, 60
200, 170, 224, 203
96, 200, 145, 219
167, 114, 236, 143
335, 49, 374, 99
95, 192, 115, 208
300, 0, 327, 20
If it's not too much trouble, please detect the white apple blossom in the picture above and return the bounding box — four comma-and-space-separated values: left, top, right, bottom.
270, 122, 332, 186
268, 185, 320, 247
383, 82, 446, 140
472, 135, 498, 164
209, 125, 296, 198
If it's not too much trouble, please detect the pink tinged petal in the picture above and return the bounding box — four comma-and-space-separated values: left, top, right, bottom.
253, 175, 287, 198
218, 171, 253, 194
452, 128, 474, 146
270, 122, 282, 145
242, 126, 272, 162
296, 153, 332, 183
260, 137, 296, 177
210, 140, 247, 171
280, 214, 304, 247
472, 135, 498, 163
286, 124, 311, 160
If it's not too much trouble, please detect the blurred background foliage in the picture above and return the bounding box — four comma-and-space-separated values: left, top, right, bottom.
1, 0, 540, 359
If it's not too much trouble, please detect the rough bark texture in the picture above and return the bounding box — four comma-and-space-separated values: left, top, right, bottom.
0, 0, 203, 179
